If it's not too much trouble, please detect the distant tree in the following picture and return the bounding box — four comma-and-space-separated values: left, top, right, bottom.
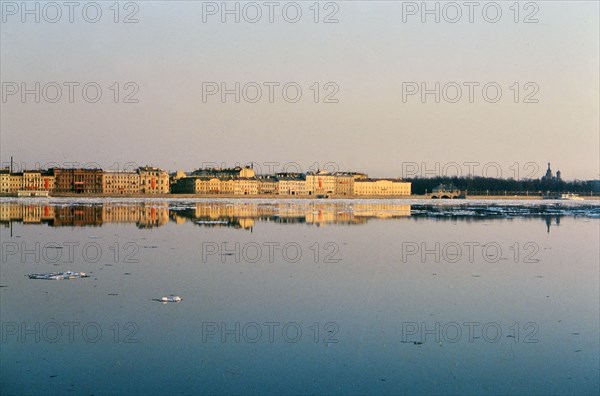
405, 176, 597, 195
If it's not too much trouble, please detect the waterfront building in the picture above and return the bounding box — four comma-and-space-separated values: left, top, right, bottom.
53, 168, 103, 194
276, 173, 306, 196
306, 170, 337, 196
220, 178, 235, 194
234, 177, 258, 195
333, 172, 368, 196
138, 166, 170, 194
171, 176, 235, 195
9, 173, 22, 192
0, 169, 11, 194
0, 169, 55, 195
353, 178, 411, 196
1, 160, 418, 197
174, 167, 258, 195
172, 176, 204, 194
257, 176, 278, 195
102, 171, 140, 195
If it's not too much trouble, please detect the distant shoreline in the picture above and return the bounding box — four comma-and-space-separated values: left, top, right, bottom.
2, 193, 598, 200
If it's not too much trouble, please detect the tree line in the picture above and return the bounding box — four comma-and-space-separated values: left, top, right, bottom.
405, 176, 600, 195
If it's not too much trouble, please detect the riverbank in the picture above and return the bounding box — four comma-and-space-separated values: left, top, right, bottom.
2, 193, 598, 200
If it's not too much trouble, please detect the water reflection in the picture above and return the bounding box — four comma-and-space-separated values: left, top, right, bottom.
0, 201, 597, 232
0, 203, 170, 228
1, 200, 598, 395
545, 215, 561, 233
1, 202, 411, 229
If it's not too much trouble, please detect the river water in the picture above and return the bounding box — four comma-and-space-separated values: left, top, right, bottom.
0, 198, 598, 395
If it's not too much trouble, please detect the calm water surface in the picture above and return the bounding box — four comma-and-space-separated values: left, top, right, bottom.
1, 198, 598, 395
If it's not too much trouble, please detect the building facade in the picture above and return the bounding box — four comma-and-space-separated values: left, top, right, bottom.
257, 176, 278, 195
333, 172, 368, 196
0, 169, 55, 194
306, 170, 337, 196
234, 177, 258, 195
53, 168, 103, 194
138, 166, 170, 194
277, 174, 306, 196
353, 179, 411, 196
102, 171, 140, 195
0, 169, 11, 194
173, 167, 258, 195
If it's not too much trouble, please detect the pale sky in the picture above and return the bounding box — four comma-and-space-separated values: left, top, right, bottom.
1, 1, 598, 179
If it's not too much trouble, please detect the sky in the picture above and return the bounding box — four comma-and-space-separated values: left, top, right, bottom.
1, 0, 598, 179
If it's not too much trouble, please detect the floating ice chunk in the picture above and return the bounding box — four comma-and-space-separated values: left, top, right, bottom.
157, 295, 182, 303
27, 271, 89, 280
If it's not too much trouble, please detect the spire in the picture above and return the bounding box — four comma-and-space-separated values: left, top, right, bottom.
545, 163, 553, 179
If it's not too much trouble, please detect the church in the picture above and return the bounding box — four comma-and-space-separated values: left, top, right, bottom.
541, 163, 562, 182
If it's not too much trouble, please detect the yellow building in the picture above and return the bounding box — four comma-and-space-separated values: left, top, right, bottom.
239, 167, 255, 178
102, 171, 140, 195
0, 169, 10, 194
333, 172, 368, 196
173, 166, 258, 195
138, 166, 170, 194
353, 179, 411, 196
9, 174, 22, 192
277, 174, 306, 196
172, 176, 233, 195
234, 177, 258, 195
0, 170, 55, 194
220, 178, 235, 194
206, 178, 222, 193
102, 167, 169, 195
306, 170, 336, 196
22, 171, 42, 190
257, 176, 278, 195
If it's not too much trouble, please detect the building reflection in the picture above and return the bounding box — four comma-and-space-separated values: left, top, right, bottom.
544, 215, 561, 233
1, 201, 592, 232
102, 203, 169, 228
0, 202, 411, 229
0, 203, 169, 228
170, 202, 411, 229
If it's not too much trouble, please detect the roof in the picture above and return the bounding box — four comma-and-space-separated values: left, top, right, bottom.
432, 183, 460, 192
355, 178, 409, 183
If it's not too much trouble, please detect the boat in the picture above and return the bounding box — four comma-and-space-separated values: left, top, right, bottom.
27, 271, 89, 280
542, 193, 584, 200
562, 193, 584, 200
